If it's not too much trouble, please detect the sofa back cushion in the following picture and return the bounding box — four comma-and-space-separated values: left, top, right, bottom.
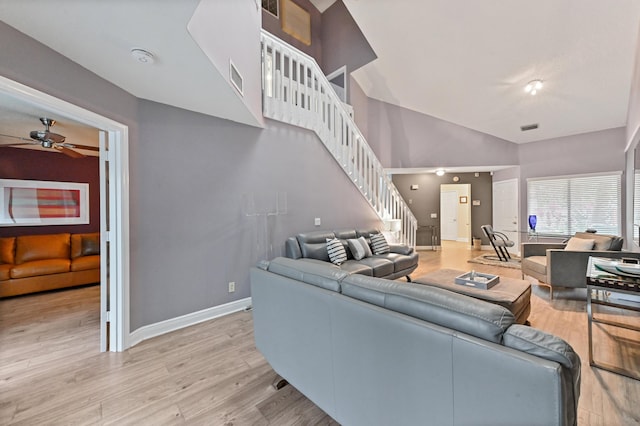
341, 274, 515, 343
0, 237, 16, 264
573, 232, 622, 251
297, 231, 335, 261
15, 233, 70, 264
71, 233, 100, 258
266, 257, 346, 292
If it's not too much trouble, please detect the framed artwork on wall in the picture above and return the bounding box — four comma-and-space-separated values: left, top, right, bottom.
281, 0, 311, 45
0, 179, 89, 226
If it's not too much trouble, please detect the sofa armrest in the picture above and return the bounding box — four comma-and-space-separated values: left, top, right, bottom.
285, 237, 302, 259
522, 242, 565, 258
503, 324, 580, 426
388, 244, 413, 255
546, 250, 640, 288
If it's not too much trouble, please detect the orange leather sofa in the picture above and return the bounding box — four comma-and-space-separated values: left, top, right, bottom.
0, 232, 100, 298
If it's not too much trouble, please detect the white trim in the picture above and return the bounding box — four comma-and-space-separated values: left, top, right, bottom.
527, 170, 623, 182
0, 75, 130, 353
625, 124, 640, 152
129, 298, 252, 348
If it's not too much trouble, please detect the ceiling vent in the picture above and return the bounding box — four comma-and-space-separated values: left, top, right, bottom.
230, 60, 243, 97
520, 123, 539, 132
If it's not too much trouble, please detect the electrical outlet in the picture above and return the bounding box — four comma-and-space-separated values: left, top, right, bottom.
228, 282, 235, 293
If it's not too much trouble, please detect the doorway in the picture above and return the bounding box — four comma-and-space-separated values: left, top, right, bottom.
440, 184, 471, 243
0, 76, 130, 352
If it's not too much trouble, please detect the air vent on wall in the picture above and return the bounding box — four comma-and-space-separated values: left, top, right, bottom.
230, 60, 244, 96
520, 123, 539, 132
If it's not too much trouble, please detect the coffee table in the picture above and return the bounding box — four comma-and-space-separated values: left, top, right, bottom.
414, 268, 531, 324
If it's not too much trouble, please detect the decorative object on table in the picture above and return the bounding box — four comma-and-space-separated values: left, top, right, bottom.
528, 215, 537, 232
454, 270, 500, 289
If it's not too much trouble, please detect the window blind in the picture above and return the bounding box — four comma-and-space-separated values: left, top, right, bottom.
527, 173, 621, 236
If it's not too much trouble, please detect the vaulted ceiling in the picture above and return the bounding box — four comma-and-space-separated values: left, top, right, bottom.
1, 0, 639, 152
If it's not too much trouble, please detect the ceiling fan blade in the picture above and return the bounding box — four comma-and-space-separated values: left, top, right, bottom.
61, 142, 99, 152
0, 132, 34, 143
54, 145, 86, 158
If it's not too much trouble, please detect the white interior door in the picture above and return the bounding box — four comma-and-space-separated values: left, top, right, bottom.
441, 190, 459, 241
492, 179, 519, 255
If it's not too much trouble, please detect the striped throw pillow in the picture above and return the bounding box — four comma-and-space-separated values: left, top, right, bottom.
370, 233, 390, 255
326, 238, 347, 265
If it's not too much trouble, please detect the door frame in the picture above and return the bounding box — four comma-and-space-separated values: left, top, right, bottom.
0, 75, 130, 352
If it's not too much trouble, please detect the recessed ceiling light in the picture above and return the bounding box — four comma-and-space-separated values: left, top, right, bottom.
130, 48, 155, 65
435, 169, 445, 176
524, 79, 543, 95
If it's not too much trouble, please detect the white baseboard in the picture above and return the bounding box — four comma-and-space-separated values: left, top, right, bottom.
128, 297, 252, 348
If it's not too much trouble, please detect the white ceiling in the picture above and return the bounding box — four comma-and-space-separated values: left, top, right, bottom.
343, 0, 640, 143
1, 0, 639, 151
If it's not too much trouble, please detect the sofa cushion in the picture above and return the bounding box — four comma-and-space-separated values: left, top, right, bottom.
15, 233, 70, 264
564, 237, 594, 251
327, 238, 348, 265
370, 233, 390, 255
71, 255, 100, 272
347, 237, 372, 260
373, 252, 419, 272
357, 257, 394, 277
341, 274, 515, 343
266, 257, 347, 292
338, 260, 374, 276
0, 264, 11, 281
297, 231, 334, 261
521, 256, 547, 275
0, 237, 16, 264
71, 233, 100, 258
11, 259, 70, 279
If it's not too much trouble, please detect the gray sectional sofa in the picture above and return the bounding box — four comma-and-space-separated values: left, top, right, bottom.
285, 228, 419, 281
251, 257, 581, 426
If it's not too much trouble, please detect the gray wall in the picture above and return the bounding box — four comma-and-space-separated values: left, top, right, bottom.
392, 172, 493, 245
626, 20, 640, 146
365, 97, 519, 169
320, 0, 377, 83
0, 21, 380, 331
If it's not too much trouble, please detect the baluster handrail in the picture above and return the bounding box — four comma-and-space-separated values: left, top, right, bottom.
261, 30, 417, 247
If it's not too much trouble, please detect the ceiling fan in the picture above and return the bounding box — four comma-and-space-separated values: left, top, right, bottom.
0, 117, 99, 158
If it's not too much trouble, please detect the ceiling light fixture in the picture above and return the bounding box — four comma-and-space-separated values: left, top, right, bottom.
435, 169, 445, 176
524, 79, 543, 95
130, 48, 155, 65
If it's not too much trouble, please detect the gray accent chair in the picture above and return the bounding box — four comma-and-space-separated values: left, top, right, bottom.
251, 257, 581, 426
521, 232, 639, 298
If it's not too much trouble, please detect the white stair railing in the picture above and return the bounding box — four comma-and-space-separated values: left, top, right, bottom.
261, 30, 417, 247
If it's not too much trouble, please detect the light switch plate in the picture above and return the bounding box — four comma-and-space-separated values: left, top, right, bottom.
430, 213, 438, 218
314, 217, 321, 226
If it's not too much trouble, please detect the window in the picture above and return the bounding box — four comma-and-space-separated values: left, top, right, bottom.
527, 172, 621, 236
262, 0, 278, 17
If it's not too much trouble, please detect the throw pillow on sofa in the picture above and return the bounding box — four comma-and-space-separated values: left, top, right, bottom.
564, 237, 594, 251
347, 236, 373, 260
326, 238, 347, 265
370, 233, 390, 255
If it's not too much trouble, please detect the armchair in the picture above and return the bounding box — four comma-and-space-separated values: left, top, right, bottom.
521, 232, 639, 299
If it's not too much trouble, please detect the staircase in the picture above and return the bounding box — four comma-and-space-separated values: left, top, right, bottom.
260, 30, 417, 247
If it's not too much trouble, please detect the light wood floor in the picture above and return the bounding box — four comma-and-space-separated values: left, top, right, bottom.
1, 242, 639, 425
